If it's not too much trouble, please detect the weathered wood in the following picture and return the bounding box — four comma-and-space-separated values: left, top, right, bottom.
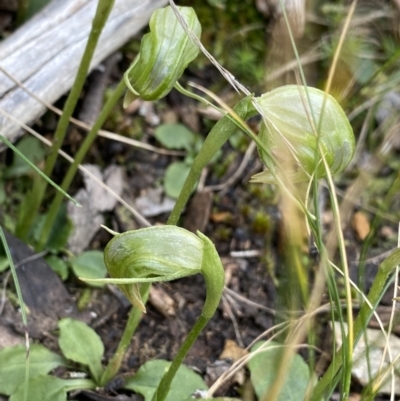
0, 0, 167, 143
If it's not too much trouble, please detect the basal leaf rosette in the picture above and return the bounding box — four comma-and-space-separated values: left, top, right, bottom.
251, 85, 355, 183
124, 6, 201, 105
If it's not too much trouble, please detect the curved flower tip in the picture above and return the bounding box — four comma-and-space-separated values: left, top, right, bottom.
104, 226, 205, 311
123, 6, 201, 105
252, 85, 355, 183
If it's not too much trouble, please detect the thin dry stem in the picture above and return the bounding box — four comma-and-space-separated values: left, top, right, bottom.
223, 287, 277, 316
0, 66, 184, 156
377, 224, 400, 399
222, 295, 244, 347
0, 108, 151, 227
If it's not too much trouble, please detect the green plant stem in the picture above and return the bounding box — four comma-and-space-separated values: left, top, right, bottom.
0, 136, 80, 206
151, 232, 224, 401
15, 0, 115, 242
0, 228, 28, 327
152, 314, 209, 401
36, 78, 126, 250
167, 96, 257, 225
358, 173, 400, 291
100, 283, 150, 386
0, 227, 29, 401
168, 85, 311, 226
324, 160, 354, 400
310, 248, 400, 401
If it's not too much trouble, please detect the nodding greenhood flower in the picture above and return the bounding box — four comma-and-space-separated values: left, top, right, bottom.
80, 226, 225, 401
251, 85, 355, 183
123, 6, 201, 106
89, 226, 224, 314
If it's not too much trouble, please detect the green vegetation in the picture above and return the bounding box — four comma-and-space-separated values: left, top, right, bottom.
1, 1, 400, 401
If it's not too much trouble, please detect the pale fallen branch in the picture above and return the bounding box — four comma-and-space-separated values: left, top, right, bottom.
0, 0, 167, 144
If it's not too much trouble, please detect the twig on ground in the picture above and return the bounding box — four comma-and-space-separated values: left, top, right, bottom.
0, 108, 151, 227
229, 250, 260, 258
0, 66, 185, 156
206, 141, 257, 194
222, 294, 244, 347
223, 287, 276, 317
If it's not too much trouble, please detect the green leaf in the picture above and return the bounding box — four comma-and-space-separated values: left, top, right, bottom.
124, 360, 208, 401
45, 255, 69, 280
0, 255, 9, 272
164, 161, 192, 199
10, 375, 66, 401
248, 341, 310, 401
0, 136, 80, 209
33, 205, 73, 251
124, 6, 201, 102
0, 181, 6, 204
3, 213, 16, 233
5, 136, 45, 179
26, 0, 52, 19
206, 0, 226, 9
58, 318, 104, 383
155, 124, 195, 151
46, 206, 73, 251
0, 344, 65, 396
228, 130, 246, 150
70, 251, 107, 287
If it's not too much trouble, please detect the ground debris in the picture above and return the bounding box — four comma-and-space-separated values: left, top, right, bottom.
3, 231, 91, 339
67, 164, 123, 254
331, 321, 400, 395
149, 285, 176, 317
135, 187, 175, 217
352, 211, 371, 241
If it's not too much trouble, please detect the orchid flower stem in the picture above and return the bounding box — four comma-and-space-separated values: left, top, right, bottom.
16, 0, 115, 242
100, 283, 150, 386
36, 78, 126, 251
151, 315, 209, 401
87, 227, 225, 401
151, 231, 225, 401
167, 96, 257, 225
